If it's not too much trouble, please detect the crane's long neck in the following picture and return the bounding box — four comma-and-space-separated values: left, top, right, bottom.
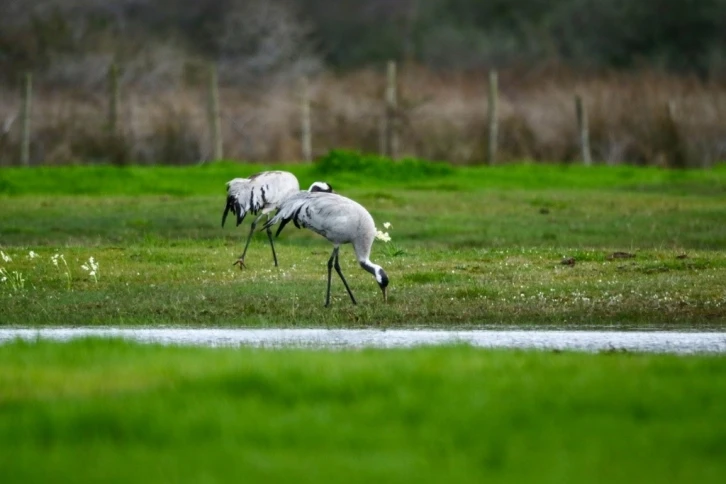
354, 239, 378, 275
354, 243, 378, 276
359, 258, 379, 277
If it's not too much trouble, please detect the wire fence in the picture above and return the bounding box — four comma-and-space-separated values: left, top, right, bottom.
2, 62, 725, 168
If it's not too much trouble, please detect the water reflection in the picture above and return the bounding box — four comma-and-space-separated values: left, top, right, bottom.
1, 328, 725, 354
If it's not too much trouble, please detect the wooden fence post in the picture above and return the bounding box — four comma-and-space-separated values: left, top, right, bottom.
300, 77, 312, 162
107, 62, 120, 135
384, 60, 399, 159
575, 94, 592, 166
663, 100, 687, 168
487, 70, 498, 165
20, 72, 32, 166
207, 63, 223, 162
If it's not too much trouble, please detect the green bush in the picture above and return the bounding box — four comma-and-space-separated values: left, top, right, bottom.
313, 150, 454, 181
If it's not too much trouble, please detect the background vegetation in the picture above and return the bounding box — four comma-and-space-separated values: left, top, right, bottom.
3, 0, 726, 79
1, 1, 725, 166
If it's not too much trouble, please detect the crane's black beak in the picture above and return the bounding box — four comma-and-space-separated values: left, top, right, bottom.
382, 286, 387, 303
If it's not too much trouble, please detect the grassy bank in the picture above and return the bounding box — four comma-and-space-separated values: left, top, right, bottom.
0, 339, 725, 483
1, 161, 725, 327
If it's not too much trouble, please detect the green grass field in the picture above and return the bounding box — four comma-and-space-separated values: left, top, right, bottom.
2, 159, 726, 482
1, 159, 726, 327
0, 339, 725, 483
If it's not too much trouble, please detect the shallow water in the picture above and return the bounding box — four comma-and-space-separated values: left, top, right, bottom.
1, 328, 726, 354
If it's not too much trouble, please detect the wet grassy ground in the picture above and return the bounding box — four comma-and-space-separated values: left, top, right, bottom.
2, 162, 725, 482
1, 161, 725, 327
1, 339, 725, 483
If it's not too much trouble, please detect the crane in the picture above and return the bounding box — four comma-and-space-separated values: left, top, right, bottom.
222, 171, 332, 268
262, 191, 389, 306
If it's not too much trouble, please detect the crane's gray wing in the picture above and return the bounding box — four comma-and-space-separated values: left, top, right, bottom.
262, 192, 358, 240
261, 192, 313, 236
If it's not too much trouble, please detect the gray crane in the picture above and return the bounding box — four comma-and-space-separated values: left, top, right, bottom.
222, 171, 332, 268
262, 191, 389, 306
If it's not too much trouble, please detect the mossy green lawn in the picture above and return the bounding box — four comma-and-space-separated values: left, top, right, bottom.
1, 339, 725, 483
1, 159, 725, 327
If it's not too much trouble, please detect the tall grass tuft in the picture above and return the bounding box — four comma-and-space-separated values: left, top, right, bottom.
313, 149, 453, 180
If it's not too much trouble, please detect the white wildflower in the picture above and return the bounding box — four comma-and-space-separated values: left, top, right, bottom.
375, 222, 403, 257
81, 256, 99, 282
1, 251, 11, 263
28, 251, 38, 259
375, 230, 391, 243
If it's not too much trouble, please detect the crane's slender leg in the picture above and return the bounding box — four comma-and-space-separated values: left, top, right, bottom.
266, 218, 278, 267
333, 249, 357, 305
325, 247, 336, 307
234, 213, 266, 269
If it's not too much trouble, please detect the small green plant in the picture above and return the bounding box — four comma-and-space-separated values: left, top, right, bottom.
51, 253, 72, 290
0, 267, 25, 293
0, 250, 26, 294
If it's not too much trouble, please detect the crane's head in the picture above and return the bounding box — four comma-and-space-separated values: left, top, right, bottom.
360, 261, 389, 303
375, 267, 389, 303
308, 181, 334, 193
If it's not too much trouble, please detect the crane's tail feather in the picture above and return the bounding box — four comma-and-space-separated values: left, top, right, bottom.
260, 216, 279, 233
259, 214, 290, 238
274, 217, 292, 237
221, 196, 250, 228
221, 196, 234, 227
